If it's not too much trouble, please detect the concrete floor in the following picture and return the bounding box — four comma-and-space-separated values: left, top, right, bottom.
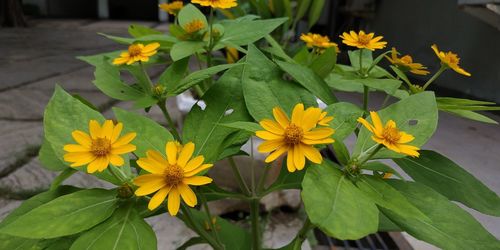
0, 19, 499, 249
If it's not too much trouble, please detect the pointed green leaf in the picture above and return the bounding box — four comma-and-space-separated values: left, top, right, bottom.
323, 102, 364, 141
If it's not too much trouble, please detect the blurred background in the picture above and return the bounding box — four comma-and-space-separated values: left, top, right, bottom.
0, 0, 499, 249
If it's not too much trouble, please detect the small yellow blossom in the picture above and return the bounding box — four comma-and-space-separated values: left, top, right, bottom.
256, 104, 335, 172
133, 141, 213, 216
300, 33, 339, 53
357, 111, 419, 157
431, 44, 471, 77
113, 43, 160, 65
191, 0, 237, 9
183, 19, 205, 33
159, 1, 184, 16
226, 47, 239, 64
340, 30, 387, 51
63, 120, 137, 173
386, 47, 429, 75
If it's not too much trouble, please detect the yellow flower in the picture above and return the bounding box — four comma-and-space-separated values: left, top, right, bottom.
112, 42, 160, 65
133, 141, 213, 216
431, 44, 471, 77
183, 19, 205, 34
300, 33, 339, 53
226, 47, 239, 64
340, 30, 387, 51
357, 111, 419, 157
63, 120, 137, 173
386, 47, 429, 75
317, 111, 333, 126
256, 104, 335, 172
159, 1, 184, 15
191, 0, 237, 9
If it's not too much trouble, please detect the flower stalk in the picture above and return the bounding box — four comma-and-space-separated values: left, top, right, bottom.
422, 65, 446, 90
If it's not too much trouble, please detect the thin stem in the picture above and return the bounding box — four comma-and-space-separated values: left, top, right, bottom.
206, 8, 215, 74
423, 65, 446, 90
181, 206, 223, 249
200, 192, 223, 247
228, 157, 251, 196
250, 199, 261, 250
256, 164, 271, 193
50, 168, 77, 191
158, 100, 181, 141
108, 165, 131, 185
359, 49, 363, 72
292, 217, 315, 250
362, 85, 369, 112
381, 94, 391, 109
358, 144, 384, 166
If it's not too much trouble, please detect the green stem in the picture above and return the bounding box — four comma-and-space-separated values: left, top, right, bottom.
206, 8, 215, 72
158, 100, 181, 141
422, 65, 446, 90
256, 164, 271, 193
250, 199, 261, 250
292, 218, 315, 250
181, 206, 223, 249
200, 193, 223, 247
381, 94, 391, 109
50, 168, 77, 190
359, 49, 363, 72
108, 165, 132, 186
228, 157, 251, 196
362, 85, 369, 112
138, 62, 153, 95
358, 144, 384, 166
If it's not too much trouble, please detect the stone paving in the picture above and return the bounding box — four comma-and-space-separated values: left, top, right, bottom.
1, 19, 499, 250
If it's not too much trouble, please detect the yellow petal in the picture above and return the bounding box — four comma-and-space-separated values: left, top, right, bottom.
72, 130, 92, 147
64, 144, 90, 152
136, 158, 165, 174
301, 107, 322, 131
184, 155, 205, 172
264, 145, 288, 163
255, 131, 283, 140
184, 164, 213, 177
65, 152, 96, 167
177, 142, 195, 168
148, 186, 171, 210
167, 188, 181, 216
291, 103, 304, 126
397, 144, 420, 157
302, 138, 334, 145
113, 57, 128, 65
286, 149, 296, 172
110, 122, 123, 143
101, 120, 114, 139
370, 112, 383, 132
87, 156, 109, 173
109, 155, 124, 166
272, 107, 290, 128
178, 184, 197, 207
146, 150, 169, 166
183, 176, 213, 186
259, 119, 285, 134
257, 140, 284, 153
166, 141, 178, 165
300, 144, 322, 164
143, 42, 160, 53
293, 145, 305, 171
431, 44, 440, 58
135, 178, 166, 196
303, 128, 334, 140
398, 132, 415, 144
357, 117, 375, 134
89, 120, 102, 139
112, 133, 136, 147
111, 144, 136, 154
133, 174, 164, 185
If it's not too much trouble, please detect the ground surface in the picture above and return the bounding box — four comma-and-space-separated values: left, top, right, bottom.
0, 19, 499, 250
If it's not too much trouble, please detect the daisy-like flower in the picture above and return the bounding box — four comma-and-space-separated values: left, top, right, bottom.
183, 19, 205, 34
340, 31, 387, 51
159, 1, 184, 16
191, 0, 237, 9
112, 42, 160, 65
300, 33, 339, 53
63, 120, 137, 173
256, 104, 335, 172
133, 141, 213, 216
357, 111, 420, 157
431, 44, 471, 76
386, 47, 430, 75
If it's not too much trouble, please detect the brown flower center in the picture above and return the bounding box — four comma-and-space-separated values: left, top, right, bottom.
91, 138, 112, 157
445, 53, 459, 65
128, 44, 142, 57
382, 127, 401, 144
164, 164, 184, 187
284, 124, 304, 145
184, 20, 205, 33
358, 34, 371, 45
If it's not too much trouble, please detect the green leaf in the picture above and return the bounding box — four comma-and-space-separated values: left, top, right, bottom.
348, 49, 373, 70
332, 140, 350, 165
128, 24, 163, 38
326, 68, 401, 95
159, 58, 189, 91
355, 175, 429, 221
0, 234, 41, 250
242, 45, 316, 121
441, 109, 498, 124
361, 161, 402, 179
0, 186, 81, 228
294, 0, 312, 25
264, 35, 294, 62
436, 97, 496, 106
378, 212, 400, 232
219, 17, 288, 46
353, 92, 438, 158
394, 150, 500, 216
0, 189, 118, 239
275, 60, 337, 104
170, 41, 206, 61
389, 65, 412, 86
219, 121, 262, 133
199, 183, 246, 201
178, 4, 208, 29
177, 237, 206, 250
307, 0, 325, 28
265, 159, 305, 194
113, 107, 173, 157
70, 203, 157, 250
172, 64, 239, 94
43, 86, 123, 184
183, 64, 253, 163
323, 102, 364, 141
39, 138, 68, 171
301, 162, 378, 239
309, 47, 337, 78
383, 180, 500, 249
